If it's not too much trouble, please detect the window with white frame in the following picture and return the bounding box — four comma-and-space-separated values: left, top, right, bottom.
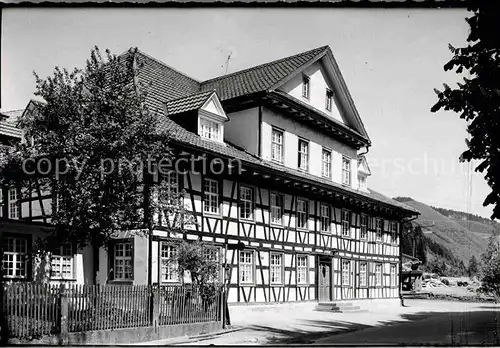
270, 253, 283, 285
358, 175, 367, 190
2, 236, 28, 279
296, 199, 308, 230
199, 117, 221, 141
390, 264, 397, 286
298, 139, 309, 171
271, 128, 284, 163
390, 221, 397, 243
113, 241, 133, 280
342, 156, 351, 186
359, 262, 368, 287
8, 188, 18, 219
302, 75, 310, 99
360, 214, 368, 240
239, 250, 254, 284
51, 244, 74, 279
342, 260, 351, 286
270, 193, 283, 225
321, 148, 332, 179
375, 263, 382, 286
158, 171, 179, 225
161, 243, 178, 283
320, 204, 331, 232
342, 210, 351, 237
203, 246, 220, 281
375, 218, 383, 241
297, 255, 308, 285
239, 186, 254, 220
325, 88, 333, 111
203, 178, 219, 214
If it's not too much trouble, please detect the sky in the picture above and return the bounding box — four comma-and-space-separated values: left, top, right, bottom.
1, 8, 493, 219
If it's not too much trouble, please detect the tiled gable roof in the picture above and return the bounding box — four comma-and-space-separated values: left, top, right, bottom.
199, 46, 329, 101
129, 49, 201, 113
165, 90, 214, 116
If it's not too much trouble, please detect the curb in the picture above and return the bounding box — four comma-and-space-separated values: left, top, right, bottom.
185, 326, 244, 343
134, 326, 245, 346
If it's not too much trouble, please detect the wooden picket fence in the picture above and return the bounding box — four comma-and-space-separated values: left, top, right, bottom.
158, 286, 221, 325
2, 283, 61, 339
67, 284, 151, 332
1, 283, 223, 340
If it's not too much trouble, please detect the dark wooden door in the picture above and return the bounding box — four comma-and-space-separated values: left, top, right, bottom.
318, 262, 331, 302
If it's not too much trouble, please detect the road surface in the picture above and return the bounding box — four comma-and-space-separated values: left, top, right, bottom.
314, 305, 499, 345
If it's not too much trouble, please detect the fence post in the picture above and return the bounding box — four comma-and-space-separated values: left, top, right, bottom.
151, 286, 160, 330
59, 285, 69, 344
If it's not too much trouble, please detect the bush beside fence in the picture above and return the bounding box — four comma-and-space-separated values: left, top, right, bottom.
2, 283, 222, 340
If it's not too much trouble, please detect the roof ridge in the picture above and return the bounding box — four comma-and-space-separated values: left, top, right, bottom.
134, 48, 202, 84
201, 45, 329, 85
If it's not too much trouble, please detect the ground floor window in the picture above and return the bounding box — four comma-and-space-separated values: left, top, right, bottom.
390, 264, 397, 286
203, 246, 221, 281
161, 243, 178, 283
342, 260, 351, 286
375, 263, 382, 286
270, 253, 283, 285
239, 250, 254, 284
296, 255, 308, 285
112, 241, 133, 281
359, 262, 367, 287
2, 235, 28, 279
51, 244, 74, 279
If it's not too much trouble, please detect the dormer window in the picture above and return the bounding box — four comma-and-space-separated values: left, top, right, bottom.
302, 75, 310, 99
325, 89, 333, 111
199, 117, 221, 141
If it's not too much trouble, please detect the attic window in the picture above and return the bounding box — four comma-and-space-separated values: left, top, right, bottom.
199, 117, 221, 141
325, 89, 333, 111
302, 75, 310, 99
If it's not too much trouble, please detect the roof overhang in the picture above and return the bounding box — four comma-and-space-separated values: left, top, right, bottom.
263, 91, 371, 149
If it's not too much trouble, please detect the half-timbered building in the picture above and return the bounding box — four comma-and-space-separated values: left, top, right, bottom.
0, 46, 419, 306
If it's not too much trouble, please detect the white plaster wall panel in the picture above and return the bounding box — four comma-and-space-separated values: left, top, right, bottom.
224, 107, 259, 155
279, 61, 344, 123
151, 240, 159, 283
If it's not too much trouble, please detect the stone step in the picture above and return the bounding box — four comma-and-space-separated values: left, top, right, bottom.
315, 302, 367, 313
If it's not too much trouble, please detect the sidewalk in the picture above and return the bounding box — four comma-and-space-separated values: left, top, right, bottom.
133, 299, 494, 345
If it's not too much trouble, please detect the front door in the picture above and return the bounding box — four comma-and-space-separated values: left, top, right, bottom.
318, 261, 331, 302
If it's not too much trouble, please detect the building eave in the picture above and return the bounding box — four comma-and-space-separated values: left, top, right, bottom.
262, 91, 371, 149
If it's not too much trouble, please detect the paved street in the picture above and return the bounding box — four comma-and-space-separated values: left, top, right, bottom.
172, 300, 499, 345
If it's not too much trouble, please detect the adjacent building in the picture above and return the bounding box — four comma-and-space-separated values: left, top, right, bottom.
0, 46, 419, 305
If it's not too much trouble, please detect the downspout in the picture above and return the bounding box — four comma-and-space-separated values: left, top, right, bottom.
257, 106, 262, 157
399, 214, 419, 307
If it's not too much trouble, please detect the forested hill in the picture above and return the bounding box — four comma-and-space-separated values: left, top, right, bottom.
393, 197, 497, 276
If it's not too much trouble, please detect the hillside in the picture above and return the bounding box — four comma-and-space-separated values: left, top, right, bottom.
393, 197, 495, 274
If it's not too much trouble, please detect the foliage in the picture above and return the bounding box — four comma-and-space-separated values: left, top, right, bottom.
430, 206, 500, 231
0, 46, 173, 250
431, 1, 500, 220
478, 234, 500, 298
468, 255, 479, 277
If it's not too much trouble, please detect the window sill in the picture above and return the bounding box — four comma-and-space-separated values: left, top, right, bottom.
240, 282, 255, 286
270, 222, 284, 228
270, 284, 284, 287
108, 280, 134, 285
296, 227, 309, 232
240, 218, 256, 224
203, 211, 222, 218
50, 278, 77, 282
